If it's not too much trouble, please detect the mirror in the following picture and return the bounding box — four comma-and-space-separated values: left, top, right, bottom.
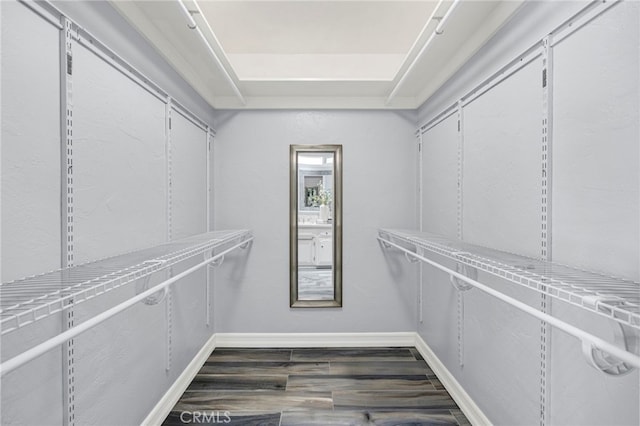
290, 144, 342, 307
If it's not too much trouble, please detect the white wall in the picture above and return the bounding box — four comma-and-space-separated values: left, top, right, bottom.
213, 110, 418, 333
1, 0, 61, 283
1, 1, 216, 424
417, 1, 639, 425
170, 109, 209, 240
1, 4, 65, 421
73, 41, 168, 263
547, 3, 639, 424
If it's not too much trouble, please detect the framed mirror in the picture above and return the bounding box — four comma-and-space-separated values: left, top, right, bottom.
290, 144, 342, 307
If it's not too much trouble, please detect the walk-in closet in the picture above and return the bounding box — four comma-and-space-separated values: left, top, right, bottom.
1, 0, 638, 425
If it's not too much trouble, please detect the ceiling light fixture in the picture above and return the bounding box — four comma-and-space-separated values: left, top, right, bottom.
385, 0, 461, 106
177, 0, 246, 106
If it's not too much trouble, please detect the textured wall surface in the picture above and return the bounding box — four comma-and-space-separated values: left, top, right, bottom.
421, 113, 458, 238
1, 1, 61, 283
213, 110, 418, 333
170, 110, 209, 240
461, 60, 542, 259
1, 4, 65, 422
416, 1, 639, 425
548, 2, 639, 425
552, 1, 639, 281
73, 43, 168, 264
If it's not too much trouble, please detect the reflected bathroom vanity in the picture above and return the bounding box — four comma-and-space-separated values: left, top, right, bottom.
297, 224, 332, 267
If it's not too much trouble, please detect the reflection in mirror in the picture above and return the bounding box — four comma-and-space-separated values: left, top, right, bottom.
290, 145, 342, 307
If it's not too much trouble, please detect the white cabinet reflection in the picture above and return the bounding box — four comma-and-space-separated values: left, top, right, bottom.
297, 225, 333, 300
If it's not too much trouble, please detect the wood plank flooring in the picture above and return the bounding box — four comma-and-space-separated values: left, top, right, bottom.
163, 347, 471, 425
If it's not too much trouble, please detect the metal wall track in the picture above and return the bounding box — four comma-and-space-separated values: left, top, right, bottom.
539, 34, 554, 426
60, 16, 76, 426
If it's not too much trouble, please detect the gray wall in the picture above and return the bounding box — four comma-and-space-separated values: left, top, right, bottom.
212, 110, 419, 333
1, 1, 216, 424
417, 1, 639, 425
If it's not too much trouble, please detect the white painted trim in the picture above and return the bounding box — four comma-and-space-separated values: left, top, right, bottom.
413, 333, 492, 426
142, 333, 217, 426
215, 332, 416, 348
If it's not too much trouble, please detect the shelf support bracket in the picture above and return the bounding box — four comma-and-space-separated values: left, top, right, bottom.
378, 231, 392, 249
206, 249, 225, 268
581, 296, 639, 376
135, 268, 169, 306
449, 260, 475, 292
404, 250, 420, 264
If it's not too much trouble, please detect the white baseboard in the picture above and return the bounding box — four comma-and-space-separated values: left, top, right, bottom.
214, 332, 416, 348
142, 333, 217, 426
413, 333, 492, 426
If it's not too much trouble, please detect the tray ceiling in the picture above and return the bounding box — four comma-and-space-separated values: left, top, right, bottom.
111, 0, 523, 109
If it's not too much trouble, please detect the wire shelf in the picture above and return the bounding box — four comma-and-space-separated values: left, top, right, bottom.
0, 230, 252, 335
379, 229, 640, 330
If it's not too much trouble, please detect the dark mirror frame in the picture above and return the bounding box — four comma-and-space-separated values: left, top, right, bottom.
290, 144, 342, 308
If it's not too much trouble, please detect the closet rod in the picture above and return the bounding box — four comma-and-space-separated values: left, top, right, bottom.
0, 236, 253, 377
377, 236, 640, 369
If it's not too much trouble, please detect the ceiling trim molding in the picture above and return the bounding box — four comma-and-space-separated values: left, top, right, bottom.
386, 0, 460, 105
180, 0, 246, 105
111, 0, 524, 111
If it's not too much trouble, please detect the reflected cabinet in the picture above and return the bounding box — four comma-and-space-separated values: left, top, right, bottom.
290, 145, 342, 307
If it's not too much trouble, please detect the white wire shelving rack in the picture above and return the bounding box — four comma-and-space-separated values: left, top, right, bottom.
0, 230, 252, 336
0, 230, 253, 377
378, 228, 640, 375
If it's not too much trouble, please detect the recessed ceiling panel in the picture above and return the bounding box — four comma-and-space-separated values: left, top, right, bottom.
199, 1, 437, 54
227, 53, 406, 80
199, 0, 438, 81
111, 0, 523, 109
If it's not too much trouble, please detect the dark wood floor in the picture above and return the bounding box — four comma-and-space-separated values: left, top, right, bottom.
163, 347, 471, 425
